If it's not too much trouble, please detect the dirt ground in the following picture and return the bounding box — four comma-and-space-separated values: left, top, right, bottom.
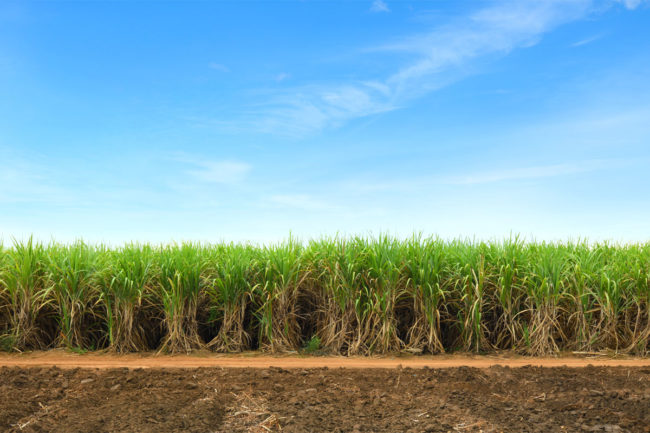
1, 363, 649, 432
1, 351, 649, 369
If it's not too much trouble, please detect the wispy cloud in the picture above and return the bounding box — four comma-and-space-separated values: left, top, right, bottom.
615, 0, 646, 9
381, 1, 594, 99
370, 0, 390, 13
446, 159, 622, 185
0, 148, 67, 204
341, 156, 630, 194
275, 72, 291, 82
234, 0, 607, 136
571, 34, 602, 47
175, 156, 251, 184
208, 62, 230, 72
244, 84, 396, 137
267, 194, 336, 211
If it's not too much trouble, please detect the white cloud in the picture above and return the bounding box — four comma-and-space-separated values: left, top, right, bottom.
382, 0, 592, 98
236, 0, 604, 136
246, 84, 396, 137
339, 159, 624, 195
267, 194, 336, 211
181, 158, 251, 184
208, 62, 229, 72
275, 72, 291, 82
0, 149, 67, 204
571, 34, 602, 47
445, 160, 617, 185
370, 0, 390, 13
616, 0, 644, 9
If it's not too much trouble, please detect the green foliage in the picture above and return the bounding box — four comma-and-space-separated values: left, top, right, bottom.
0, 238, 51, 349
0, 236, 647, 355
205, 244, 256, 351
302, 335, 322, 354
0, 242, 9, 347
101, 244, 154, 351
157, 243, 205, 352
46, 241, 98, 349
257, 239, 305, 351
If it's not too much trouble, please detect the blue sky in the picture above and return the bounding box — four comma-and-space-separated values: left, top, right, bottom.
1, 0, 649, 244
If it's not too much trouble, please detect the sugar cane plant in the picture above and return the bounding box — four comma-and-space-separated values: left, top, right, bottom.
404, 236, 447, 353
311, 237, 365, 355
45, 241, 98, 349
0, 236, 647, 355
205, 244, 256, 352
157, 243, 205, 353
0, 238, 51, 350
257, 240, 306, 352
101, 244, 154, 352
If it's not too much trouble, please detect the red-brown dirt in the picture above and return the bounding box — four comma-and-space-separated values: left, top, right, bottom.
1, 354, 649, 432
1, 351, 649, 369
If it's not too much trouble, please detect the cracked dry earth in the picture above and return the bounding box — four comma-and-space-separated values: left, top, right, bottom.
1, 366, 649, 432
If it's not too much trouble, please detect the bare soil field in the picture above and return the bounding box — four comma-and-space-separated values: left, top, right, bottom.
1, 354, 649, 433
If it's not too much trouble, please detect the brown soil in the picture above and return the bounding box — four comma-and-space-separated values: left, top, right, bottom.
2, 363, 649, 432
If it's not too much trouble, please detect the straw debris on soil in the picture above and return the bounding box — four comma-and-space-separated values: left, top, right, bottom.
1, 365, 649, 433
